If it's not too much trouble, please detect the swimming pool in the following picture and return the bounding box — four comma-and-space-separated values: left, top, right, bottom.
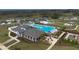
30, 24, 57, 33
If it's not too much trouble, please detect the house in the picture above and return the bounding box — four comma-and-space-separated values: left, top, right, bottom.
0, 23, 6, 25
65, 33, 79, 43
8, 24, 44, 42
40, 21, 49, 24
64, 16, 78, 21
6, 18, 14, 22
7, 22, 11, 25
0, 20, 7, 25
64, 23, 73, 26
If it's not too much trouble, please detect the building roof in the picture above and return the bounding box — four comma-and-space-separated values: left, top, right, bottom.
11, 24, 44, 39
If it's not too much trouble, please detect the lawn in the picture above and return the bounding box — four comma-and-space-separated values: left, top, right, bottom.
0, 26, 10, 43
9, 39, 50, 50
52, 46, 79, 50
52, 39, 79, 50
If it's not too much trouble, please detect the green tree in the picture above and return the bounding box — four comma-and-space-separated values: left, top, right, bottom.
60, 26, 66, 31
51, 13, 62, 19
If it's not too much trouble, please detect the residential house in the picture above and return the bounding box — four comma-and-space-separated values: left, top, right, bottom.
65, 33, 79, 43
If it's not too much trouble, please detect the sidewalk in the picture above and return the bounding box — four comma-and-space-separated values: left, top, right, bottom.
0, 43, 9, 50
0, 31, 20, 50
46, 37, 57, 50
46, 32, 65, 50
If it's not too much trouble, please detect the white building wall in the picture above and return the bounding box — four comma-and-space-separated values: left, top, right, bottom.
24, 35, 36, 42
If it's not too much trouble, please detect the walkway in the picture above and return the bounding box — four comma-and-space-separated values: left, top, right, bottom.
46, 32, 65, 50
2, 31, 20, 49
46, 37, 58, 50
0, 32, 20, 50
0, 43, 9, 50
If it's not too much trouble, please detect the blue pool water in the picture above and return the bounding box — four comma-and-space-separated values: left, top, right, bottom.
30, 24, 57, 33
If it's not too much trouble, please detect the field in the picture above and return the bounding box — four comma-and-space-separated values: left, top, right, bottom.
9, 39, 50, 50
52, 38, 79, 50
52, 46, 79, 50
0, 26, 9, 43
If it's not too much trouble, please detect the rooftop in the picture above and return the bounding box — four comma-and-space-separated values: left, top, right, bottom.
11, 24, 44, 39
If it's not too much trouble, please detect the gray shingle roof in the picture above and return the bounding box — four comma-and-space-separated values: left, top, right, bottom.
11, 24, 44, 39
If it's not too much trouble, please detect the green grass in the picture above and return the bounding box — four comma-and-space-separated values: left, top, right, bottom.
4, 40, 17, 47
52, 46, 79, 50
9, 39, 50, 50
52, 39, 79, 50
0, 26, 9, 43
